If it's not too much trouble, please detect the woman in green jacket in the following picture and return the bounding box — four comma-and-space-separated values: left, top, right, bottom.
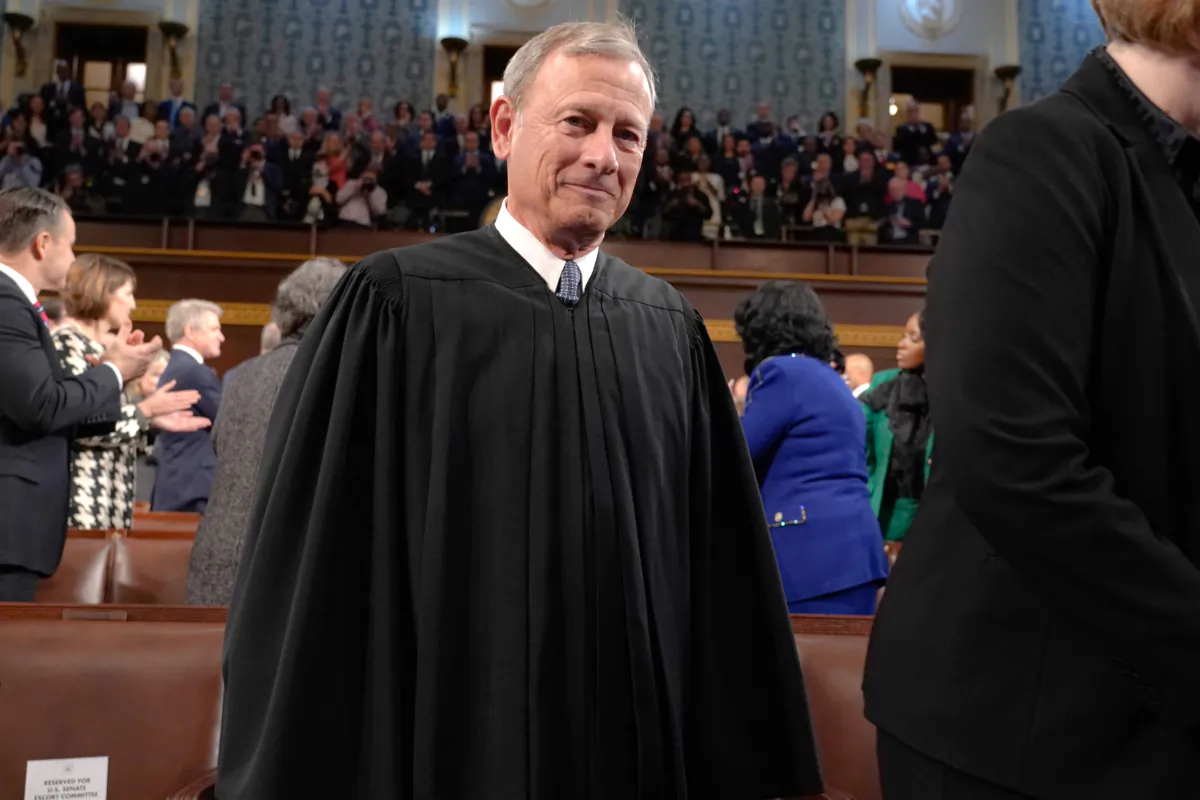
862, 310, 933, 541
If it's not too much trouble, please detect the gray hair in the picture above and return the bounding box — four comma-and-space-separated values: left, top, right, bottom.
272, 258, 347, 339
503, 20, 657, 114
260, 321, 281, 353
165, 299, 223, 343
0, 188, 68, 254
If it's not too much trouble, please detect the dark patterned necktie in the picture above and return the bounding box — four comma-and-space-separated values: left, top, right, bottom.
33, 300, 50, 328
556, 260, 581, 308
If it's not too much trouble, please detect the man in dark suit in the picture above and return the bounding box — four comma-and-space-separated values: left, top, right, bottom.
152, 299, 224, 513
405, 130, 449, 229
200, 82, 247, 131
229, 144, 282, 221
314, 87, 342, 132
704, 108, 740, 155
273, 130, 314, 221
0, 187, 161, 600
733, 174, 782, 239
448, 131, 494, 222
864, 28, 1200, 800
107, 80, 142, 123
892, 98, 938, 169
878, 176, 925, 245
157, 78, 197, 131
40, 60, 87, 138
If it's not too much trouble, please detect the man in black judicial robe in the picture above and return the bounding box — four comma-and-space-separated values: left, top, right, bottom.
218, 21, 822, 800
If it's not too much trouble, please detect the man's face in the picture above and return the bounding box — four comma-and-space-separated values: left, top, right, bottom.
491, 52, 651, 247
224, 111, 240, 130
220, 83, 233, 102
676, 170, 692, 189
906, 102, 920, 123
436, 93, 449, 113
155, 121, 170, 139
289, 131, 305, 150
186, 311, 225, 359
205, 116, 221, 136
316, 88, 331, 107
960, 115, 974, 132
56, 62, 70, 81
937, 154, 952, 172
803, 137, 818, 154
421, 132, 437, 152
749, 175, 766, 196
815, 154, 831, 177
455, 116, 468, 134
888, 178, 906, 202
67, 170, 83, 189
419, 112, 434, 132
170, 78, 183, 97
122, 82, 136, 100
38, 211, 77, 292
757, 103, 770, 120
654, 148, 670, 166
115, 118, 130, 138
858, 153, 874, 174
464, 131, 479, 152
781, 161, 797, 182
649, 113, 663, 133
302, 108, 317, 127
179, 109, 195, 129
736, 139, 751, 157
69, 110, 83, 129
717, 109, 730, 126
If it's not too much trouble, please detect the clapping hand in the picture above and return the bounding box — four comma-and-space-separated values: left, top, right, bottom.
137, 380, 199, 418
151, 411, 212, 433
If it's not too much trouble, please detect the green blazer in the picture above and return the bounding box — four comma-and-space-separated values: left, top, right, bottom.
862, 368, 935, 518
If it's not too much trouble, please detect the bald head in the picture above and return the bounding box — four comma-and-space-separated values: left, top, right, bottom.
845, 353, 874, 392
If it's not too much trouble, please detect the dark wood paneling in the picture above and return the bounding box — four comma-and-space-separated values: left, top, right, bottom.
853, 247, 931, 279
715, 242, 831, 273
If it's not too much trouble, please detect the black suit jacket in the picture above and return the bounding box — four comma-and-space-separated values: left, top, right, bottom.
864, 54, 1200, 796
152, 350, 221, 513
0, 273, 120, 574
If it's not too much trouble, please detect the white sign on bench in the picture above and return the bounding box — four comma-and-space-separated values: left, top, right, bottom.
24, 756, 107, 800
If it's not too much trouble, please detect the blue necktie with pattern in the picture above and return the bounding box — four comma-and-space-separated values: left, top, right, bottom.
556, 259, 581, 308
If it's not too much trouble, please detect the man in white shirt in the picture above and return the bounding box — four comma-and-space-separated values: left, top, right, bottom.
0, 187, 161, 600
846, 352, 875, 397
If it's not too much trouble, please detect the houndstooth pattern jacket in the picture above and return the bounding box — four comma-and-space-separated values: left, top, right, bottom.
52, 324, 151, 530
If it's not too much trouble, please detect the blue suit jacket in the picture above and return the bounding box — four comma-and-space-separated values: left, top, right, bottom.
741, 354, 888, 602
151, 349, 221, 513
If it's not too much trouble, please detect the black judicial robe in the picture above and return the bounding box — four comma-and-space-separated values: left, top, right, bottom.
217, 226, 822, 800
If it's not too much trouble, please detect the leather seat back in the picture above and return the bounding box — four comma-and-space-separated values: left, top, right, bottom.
109, 537, 193, 605
37, 534, 113, 604
0, 605, 224, 800
793, 615, 879, 800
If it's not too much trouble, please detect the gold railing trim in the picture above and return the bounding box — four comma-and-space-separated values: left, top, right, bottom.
130, 299, 903, 347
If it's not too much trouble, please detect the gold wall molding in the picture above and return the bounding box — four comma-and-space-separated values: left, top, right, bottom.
132, 299, 903, 348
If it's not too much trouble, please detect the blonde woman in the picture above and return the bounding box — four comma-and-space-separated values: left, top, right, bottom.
52, 255, 209, 529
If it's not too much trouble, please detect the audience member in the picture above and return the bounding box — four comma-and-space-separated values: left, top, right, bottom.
185, 258, 347, 606
892, 161, 927, 203
202, 82, 246, 129
336, 166, 387, 227
57, 163, 104, 215
109, 80, 142, 122
405, 130, 448, 229
945, 108, 976, 173
816, 111, 843, 155
925, 153, 955, 229
879, 177, 925, 245
661, 169, 711, 242
0, 134, 43, 189
449, 132, 495, 221
158, 78, 196, 130
735, 280, 889, 614
151, 299, 224, 513
670, 106, 704, 153
839, 136, 860, 173
801, 176, 846, 241
40, 60, 86, 137
0, 187, 160, 601
86, 101, 115, 145
39, 295, 66, 331
690, 154, 724, 239
704, 107, 739, 154
893, 99, 938, 166
735, 174, 782, 239
845, 353, 875, 398
53, 254, 209, 529
861, 310, 932, 541
232, 143, 282, 221
842, 151, 888, 222
268, 95, 297, 136
315, 87, 342, 131
774, 156, 805, 226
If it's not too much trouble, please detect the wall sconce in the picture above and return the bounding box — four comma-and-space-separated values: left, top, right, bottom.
994, 65, 1022, 115
854, 58, 883, 120
3, 13, 34, 78
158, 21, 190, 80
440, 36, 469, 98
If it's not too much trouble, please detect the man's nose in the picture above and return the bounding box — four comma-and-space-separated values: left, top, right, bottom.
581, 128, 618, 174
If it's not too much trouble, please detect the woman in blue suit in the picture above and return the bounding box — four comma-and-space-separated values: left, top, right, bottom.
735, 281, 888, 615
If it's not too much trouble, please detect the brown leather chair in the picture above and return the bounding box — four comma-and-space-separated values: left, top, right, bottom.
0, 604, 224, 800
792, 615, 880, 800
108, 537, 194, 605
36, 533, 114, 604
131, 510, 201, 537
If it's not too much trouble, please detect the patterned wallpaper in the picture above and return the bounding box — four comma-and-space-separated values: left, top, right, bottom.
196, 0, 436, 121
621, 0, 845, 132
1017, 0, 1105, 103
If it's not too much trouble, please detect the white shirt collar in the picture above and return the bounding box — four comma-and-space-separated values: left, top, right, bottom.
173, 344, 204, 364
0, 263, 37, 304
493, 199, 598, 292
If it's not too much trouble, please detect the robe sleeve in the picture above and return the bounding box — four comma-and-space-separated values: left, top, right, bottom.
218, 254, 410, 799
684, 313, 824, 798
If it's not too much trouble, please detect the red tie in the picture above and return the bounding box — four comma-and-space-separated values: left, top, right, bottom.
33, 300, 50, 328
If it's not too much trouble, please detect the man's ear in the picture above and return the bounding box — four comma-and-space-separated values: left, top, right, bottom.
490, 96, 517, 161
30, 231, 51, 261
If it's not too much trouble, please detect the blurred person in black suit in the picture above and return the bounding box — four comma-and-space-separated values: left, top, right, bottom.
773, 156, 805, 226
218, 108, 249, 172
662, 169, 711, 242
842, 150, 888, 221
274, 130, 314, 221
315, 88, 342, 132
157, 78, 196, 131
108, 80, 142, 123
405, 130, 449, 229
878, 176, 924, 245
893, 99, 938, 168
56, 163, 104, 216
944, 109, 976, 174
53, 107, 98, 173
449, 131, 495, 222
734, 174, 782, 239
0, 187, 161, 600
704, 108, 739, 155
230, 143, 281, 221
201, 82, 247, 130
865, 3, 1200, 796
925, 152, 955, 229
40, 60, 86, 138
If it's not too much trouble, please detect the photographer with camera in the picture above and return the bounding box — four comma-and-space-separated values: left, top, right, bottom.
335, 163, 386, 227
800, 175, 847, 243
130, 119, 174, 215
0, 129, 43, 190
233, 143, 281, 222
